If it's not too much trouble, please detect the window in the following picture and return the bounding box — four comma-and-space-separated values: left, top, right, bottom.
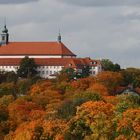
42, 71, 44, 74
69, 63, 72, 67
2, 36, 5, 41
46, 71, 48, 74
92, 71, 95, 75
93, 61, 97, 65
50, 71, 52, 75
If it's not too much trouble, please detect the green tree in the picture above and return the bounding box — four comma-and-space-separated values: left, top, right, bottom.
121, 68, 140, 87
56, 68, 76, 82
101, 59, 121, 72
17, 56, 37, 78
5, 71, 18, 83
81, 66, 90, 78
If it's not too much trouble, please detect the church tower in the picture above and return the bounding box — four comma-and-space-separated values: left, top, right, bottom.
1, 24, 9, 46
57, 30, 61, 43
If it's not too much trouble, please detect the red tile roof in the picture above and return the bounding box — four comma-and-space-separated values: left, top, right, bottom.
0, 42, 76, 56
0, 58, 101, 69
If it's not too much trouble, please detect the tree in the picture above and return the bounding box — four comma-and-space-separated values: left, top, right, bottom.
17, 56, 37, 78
116, 109, 140, 139
97, 71, 123, 95
56, 68, 76, 82
5, 72, 18, 83
121, 68, 140, 87
101, 59, 121, 72
67, 101, 116, 140
0, 82, 15, 97
88, 83, 109, 96
80, 66, 90, 78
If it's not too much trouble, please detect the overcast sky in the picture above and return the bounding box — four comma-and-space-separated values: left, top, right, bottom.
0, 0, 140, 68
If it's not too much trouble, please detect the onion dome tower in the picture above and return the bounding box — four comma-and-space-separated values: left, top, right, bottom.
1, 24, 9, 45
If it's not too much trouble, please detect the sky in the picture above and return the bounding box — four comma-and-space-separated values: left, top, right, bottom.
0, 0, 140, 68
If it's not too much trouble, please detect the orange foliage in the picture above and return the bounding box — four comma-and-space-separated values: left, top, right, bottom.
88, 83, 108, 96
10, 119, 67, 140
103, 96, 119, 105
29, 80, 52, 96
68, 101, 116, 139
71, 77, 95, 91
135, 87, 140, 95
12, 119, 42, 140
29, 110, 46, 121
97, 71, 123, 95
115, 135, 127, 140
77, 101, 115, 116
42, 119, 67, 139
117, 109, 140, 139
8, 99, 42, 127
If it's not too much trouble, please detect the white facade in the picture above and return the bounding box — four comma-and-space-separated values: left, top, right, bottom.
0, 66, 19, 73
90, 65, 102, 76
37, 65, 63, 78
0, 64, 102, 78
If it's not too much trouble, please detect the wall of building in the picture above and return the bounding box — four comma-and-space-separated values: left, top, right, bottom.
0, 65, 19, 73
0, 64, 102, 78
37, 65, 63, 78
90, 65, 102, 76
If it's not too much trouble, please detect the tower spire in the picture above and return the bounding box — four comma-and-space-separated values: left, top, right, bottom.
57, 29, 61, 43
1, 18, 9, 45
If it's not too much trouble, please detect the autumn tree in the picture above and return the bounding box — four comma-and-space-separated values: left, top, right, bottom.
116, 109, 140, 139
71, 77, 95, 91
0, 82, 15, 97
88, 83, 109, 96
56, 68, 76, 82
97, 71, 123, 95
8, 98, 42, 130
66, 101, 116, 140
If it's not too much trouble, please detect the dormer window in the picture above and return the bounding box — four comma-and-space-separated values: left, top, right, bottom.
90, 61, 97, 65
69, 63, 72, 67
